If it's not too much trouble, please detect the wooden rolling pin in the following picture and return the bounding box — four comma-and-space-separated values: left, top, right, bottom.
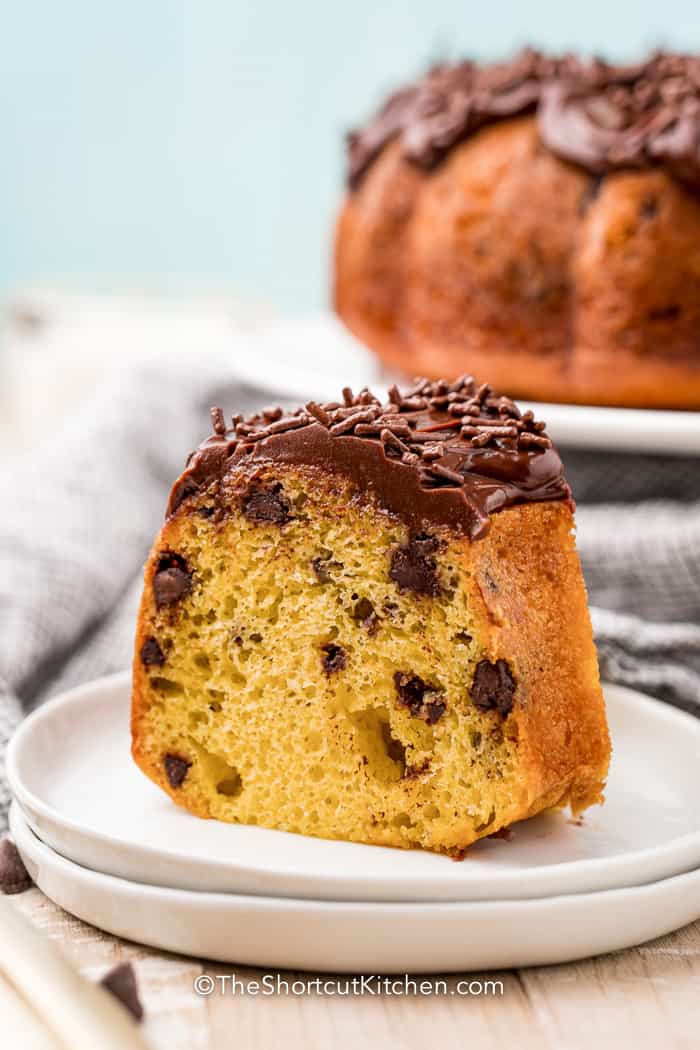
0, 895, 148, 1050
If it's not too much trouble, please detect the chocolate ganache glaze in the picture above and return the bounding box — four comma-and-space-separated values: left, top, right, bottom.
347, 49, 700, 191
167, 378, 572, 540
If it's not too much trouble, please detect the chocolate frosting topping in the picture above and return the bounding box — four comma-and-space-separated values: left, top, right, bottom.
347, 49, 700, 191
167, 378, 572, 540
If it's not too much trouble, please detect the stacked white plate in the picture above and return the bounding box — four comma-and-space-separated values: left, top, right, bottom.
231, 313, 700, 456
7, 671, 700, 973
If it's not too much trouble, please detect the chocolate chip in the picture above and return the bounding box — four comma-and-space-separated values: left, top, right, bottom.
311, 556, 331, 583
389, 533, 441, 596
352, 597, 380, 634
470, 659, 516, 716
242, 482, 290, 524
394, 671, 446, 723
321, 643, 347, 674
394, 672, 424, 714
647, 304, 681, 321
0, 839, 33, 894
164, 753, 191, 788
402, 759, 430, 779
425, 698, 447, 724
139, 636, 165, 667
153, 553, 192, 608
640, 196, 658, 219
100, 962, 144, 1023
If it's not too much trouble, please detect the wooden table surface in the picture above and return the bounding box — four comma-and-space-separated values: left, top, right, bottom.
7, 888, 700, 1050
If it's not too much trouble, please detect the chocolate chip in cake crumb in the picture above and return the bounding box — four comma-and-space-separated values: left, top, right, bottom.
100, 962, 144, 1023
402, 759, 431, 780
425, 698, 447, 724
394, 672, 424, 715
321, 643, 347, 674
352, 597, 380, 634
311, 556, 331, 583
153, 553, 192, 608
394, 671, 446, 723
389, 533, 441, 596
470, 659, 517, 716
242, 482, 290, 524
164, 753, 191, 788
0, 839, 33, 894
139, 636, 165, 667
311, 550, 343, 584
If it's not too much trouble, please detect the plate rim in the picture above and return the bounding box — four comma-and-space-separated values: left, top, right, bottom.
8, 670, 700, 901
230, 313, 700, 455
12, 802, 700, 973
10, 800, 700, 912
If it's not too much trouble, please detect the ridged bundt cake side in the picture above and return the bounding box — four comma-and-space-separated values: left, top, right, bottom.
334, 51, 700, 408
131, 379, 610, 855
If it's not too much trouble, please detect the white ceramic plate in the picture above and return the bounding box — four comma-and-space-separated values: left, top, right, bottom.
233, 313, 700, 455
10, 804, 700, 973
8, 672, 700, 902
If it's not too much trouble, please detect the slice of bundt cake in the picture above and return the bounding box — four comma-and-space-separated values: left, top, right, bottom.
131, 378, 610, 854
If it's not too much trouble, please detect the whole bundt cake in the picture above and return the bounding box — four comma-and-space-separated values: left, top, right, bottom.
131, 377, 610, 855
334, 50, 700, 409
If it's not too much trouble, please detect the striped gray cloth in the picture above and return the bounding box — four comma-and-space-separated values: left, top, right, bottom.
1, 361, 699, 832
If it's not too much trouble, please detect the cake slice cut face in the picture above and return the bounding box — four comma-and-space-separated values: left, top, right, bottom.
131, 379, 610, 854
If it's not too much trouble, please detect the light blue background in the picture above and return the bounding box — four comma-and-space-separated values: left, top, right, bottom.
2, 2, 698, 311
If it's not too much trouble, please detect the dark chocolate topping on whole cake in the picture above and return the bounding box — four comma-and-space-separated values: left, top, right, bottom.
347, 49, 700, 190
167, 377, 572, 540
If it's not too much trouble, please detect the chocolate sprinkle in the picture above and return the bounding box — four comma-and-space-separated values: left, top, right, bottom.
321, 643, 347, 674
139, 636, 165, 667
470, 659, 517, 716
346, 49, 700, 193
0, 839, 33, 895
164, 753, 191, 788
167, 376, 571, 541
394, 671, 446, 723
210, 406, 227, 436
153, 553, 192, 608
100, 962, 144, 1023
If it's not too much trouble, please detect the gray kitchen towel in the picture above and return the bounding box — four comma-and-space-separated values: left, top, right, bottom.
1, 359, 699, 833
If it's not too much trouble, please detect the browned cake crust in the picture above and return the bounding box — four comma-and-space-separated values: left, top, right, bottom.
334, 51, 700, 408
131, 378, 610, 853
